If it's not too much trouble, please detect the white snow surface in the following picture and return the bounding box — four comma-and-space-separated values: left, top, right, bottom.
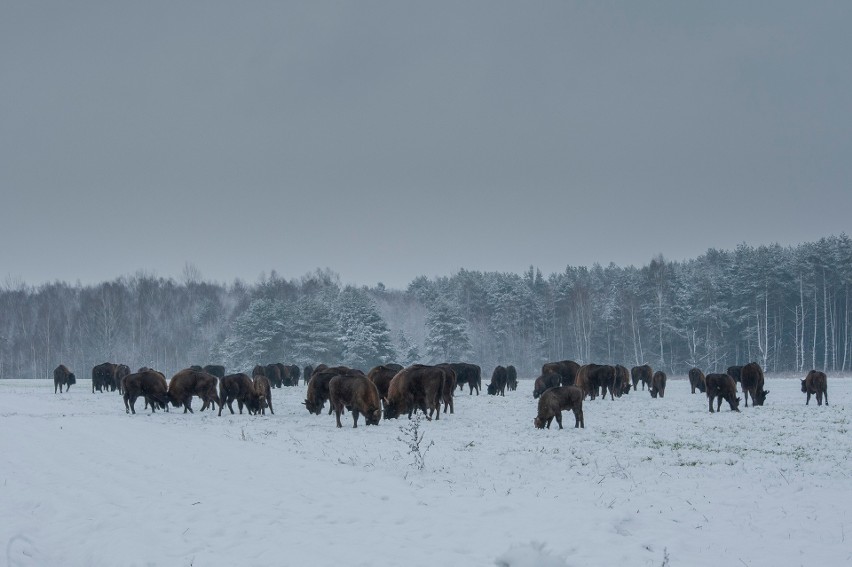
1, 377, 850, 567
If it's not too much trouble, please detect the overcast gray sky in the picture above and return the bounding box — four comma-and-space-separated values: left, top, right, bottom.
2, 1, 851, 289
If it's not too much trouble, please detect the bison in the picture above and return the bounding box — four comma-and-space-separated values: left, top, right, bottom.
203, 365, 226, 379
726, 365, 743, 388
533, 373, 562, 399
574, 364, 614, 400
705, 373, 740, 413
304, 366, 354, 415
615, 364, 631, 396
124, 370, 170, 414
447, 362, 481, 395
631, 365, 653, 391
650, 371, 667, 399
113, 364, 131, 395
368, 364, 401, 400
506, 365, 518, 391
252, 374, 274, 415
383, 365, 444, 421
487, 366, 508, 396
265, 364, 283, 389
801, 370, 828, 406
303, 365, 314, 386
53, 364, 76, 393
439, 365, 457, 414
329, 374, 382, 428
740, 362, 768, 407
534, 386, 584, 429
219, 373, 262, 416
167, 369, 220, 413
287, 364, 301, 386
688, 367, 706, 394
541, 360, 580, 386
91, 362, 117, 393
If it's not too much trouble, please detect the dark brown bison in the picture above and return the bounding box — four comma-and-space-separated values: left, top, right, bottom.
53, 364, 76, 393
303, 366, 354, 415
265, 364, 283, 389
801, 370, 828, 406
287, 365, 301, 386
487, 366, 508, 396
252, 375, 274, 415
575, 364, 615, 400
167, 369, 220, 413
439, 365, 456, 414
534, 386, 584, 429
91, 362, 117, 393
113, 364, 130, 395
447, 362, 481, 395
740, 362, 768, 407
329, 374, 382, 428
726, 365, 743, 388
541, 360, 580, 386
124, 370, 170, 414
533, 373, 562, 399
383, 365, 445, 421
631, 365, 653, 391
615, 365, 631, 396
688, 368, 706, 394
506, 365, 518, 391
203, 365, 226, 379
650, 371, 667, 399
705, 373, 740, 413
219, 373, 262, 416
303, 365, 314, 386
368, 364, 401, 400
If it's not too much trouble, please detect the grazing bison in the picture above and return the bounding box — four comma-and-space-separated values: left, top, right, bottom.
252, 374, 274, 415
650, 371, 667, 398
303, 365, 314, 386
368, 364, 401, 400
487, 366, 508, 396
740, 362, 768, 407
506, 365, 518, 391
203, 365, 226, 379
303, 366, 354, 415
541, 360, 580, 386
534, 386, 584, 429
329, 374, 382, 428
219, 373, 261, 416
124, 370, 170, 414
167, 369, 220, 413
688, 368, 706, 394
615, 365, 631, 396
801, 370, 828, 406
447, 362, 481, 395
383, 365, 445, 421
631, 365, 653, 391
91, 362, 117, 393
533, 373, 562, 399
705, 373, 740, 413
53, 364, 76, 393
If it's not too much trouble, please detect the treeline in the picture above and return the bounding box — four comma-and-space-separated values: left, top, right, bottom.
2, 235, 850, 380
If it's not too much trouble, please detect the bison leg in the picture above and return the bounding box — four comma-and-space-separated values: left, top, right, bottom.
708, 396, 715, 413
334, 403, 344, 428
824, 388, 828, 406
351, 409, 360, 428
573, 407, 584, 428
554, 411, 563, 430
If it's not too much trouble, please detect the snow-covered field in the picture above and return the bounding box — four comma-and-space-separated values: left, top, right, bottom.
1, 376, 850, 567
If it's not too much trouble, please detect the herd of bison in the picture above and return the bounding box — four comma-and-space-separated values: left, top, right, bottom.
48, 359, 830, 430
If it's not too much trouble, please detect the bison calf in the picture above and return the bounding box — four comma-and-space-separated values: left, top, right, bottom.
534, 386, 584, 429
801, 370, 828, 406
252, 375, 274, 415
533, 373, 562, 399
329, 375, 382, 428
688, 367, 706, 394
650, 371, 667, 399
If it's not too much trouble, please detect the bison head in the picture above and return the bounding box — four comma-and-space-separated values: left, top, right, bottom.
68, 373, 77, 385
800, 379, 807, 393
302, 398, 322, 415
754, 390, 769, 406
383, 399, 401, 420
365, 408, 382, 426
487, 383, 497, 395
731, 396, 741, 412
533, 417, 546, 429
